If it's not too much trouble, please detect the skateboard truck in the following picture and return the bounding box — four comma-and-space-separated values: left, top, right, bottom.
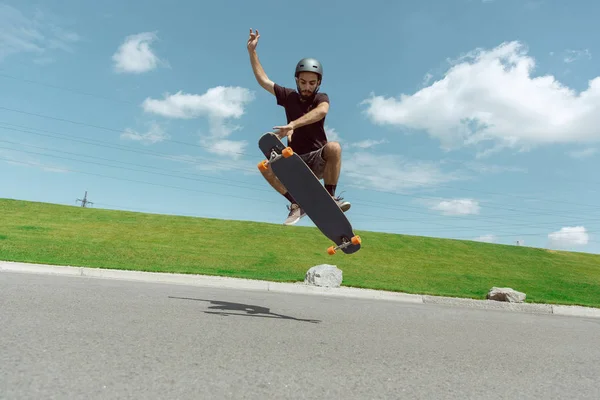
258, 147, 294, 172
327, 235, 361, 255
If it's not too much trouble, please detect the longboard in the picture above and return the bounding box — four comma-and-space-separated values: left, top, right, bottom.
257, 132, 361, 254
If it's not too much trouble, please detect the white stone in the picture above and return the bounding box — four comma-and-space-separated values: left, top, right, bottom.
486, 287, 526, 303
304, 264, 342, 288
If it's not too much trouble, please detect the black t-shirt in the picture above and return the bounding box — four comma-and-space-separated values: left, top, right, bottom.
274, 83, 329, 155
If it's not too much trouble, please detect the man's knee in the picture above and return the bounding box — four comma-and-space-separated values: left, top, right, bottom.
323, 141, 342, 160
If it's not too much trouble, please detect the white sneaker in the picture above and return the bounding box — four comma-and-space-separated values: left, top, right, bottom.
283, 203, 306, 225
333, 195, 351, 212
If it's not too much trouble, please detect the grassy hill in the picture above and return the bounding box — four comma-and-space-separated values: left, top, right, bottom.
1, 198, 599, 308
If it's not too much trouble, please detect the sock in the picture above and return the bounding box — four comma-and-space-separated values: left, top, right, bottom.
325, 184, 336, 197
283, 191, 296, 204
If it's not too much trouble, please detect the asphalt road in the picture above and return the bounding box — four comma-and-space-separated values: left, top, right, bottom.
1, 271, 599, 399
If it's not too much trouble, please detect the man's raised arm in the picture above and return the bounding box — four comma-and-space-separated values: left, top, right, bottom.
247, 29, 275, 96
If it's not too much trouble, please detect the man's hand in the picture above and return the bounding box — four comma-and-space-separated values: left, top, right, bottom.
247, 29, 260, 52
274, 124, 294, 142
273, 103, 329, 142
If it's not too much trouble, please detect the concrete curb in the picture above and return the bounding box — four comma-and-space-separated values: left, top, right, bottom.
2, 260, 599, 319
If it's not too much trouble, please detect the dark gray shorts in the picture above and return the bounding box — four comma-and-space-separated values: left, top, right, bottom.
299, 146, 326, 179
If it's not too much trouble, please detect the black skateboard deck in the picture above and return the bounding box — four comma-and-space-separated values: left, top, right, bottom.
258, 132, 361, 255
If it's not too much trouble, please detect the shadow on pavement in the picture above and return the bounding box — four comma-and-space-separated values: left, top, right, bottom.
168, 296, 321, 324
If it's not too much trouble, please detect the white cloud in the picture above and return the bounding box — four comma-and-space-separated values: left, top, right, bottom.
431, 198, 480, 215
461, 160, 527, 174
475, 234, 496, 243
0, 4, 79, 63
349, 139, 388, 149
325, 126, 342, 143
324, 125, 468, 192
362, 41, 600, 156
422, 73, 434, 86
343, 152, 466, 193
568, 147, 597, 159
548, 226, 589, 248
325, 126, 388, 150
564, 49, 591, 64
204, 139, 246, 155
143, 87, 254, 119
121, 121, 169, 145
112, 32, 167, 74
142, 86, 255, 158
199, 137, 247, 159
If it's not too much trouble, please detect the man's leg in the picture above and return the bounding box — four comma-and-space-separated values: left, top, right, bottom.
259, 163, 292, 199
320, 142, 351, 212
322, 141, 342, 196
259, 163, 305, 225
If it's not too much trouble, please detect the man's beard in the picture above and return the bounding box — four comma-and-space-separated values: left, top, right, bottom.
300, 89, 314, 101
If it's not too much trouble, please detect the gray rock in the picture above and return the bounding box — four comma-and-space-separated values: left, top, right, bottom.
304, 264, 342, 287
486, 287, 526, 303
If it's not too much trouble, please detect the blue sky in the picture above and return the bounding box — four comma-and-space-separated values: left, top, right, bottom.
2, 0, 600, 254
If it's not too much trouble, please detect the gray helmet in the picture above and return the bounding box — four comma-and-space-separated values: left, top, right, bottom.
295, 58, 323, 80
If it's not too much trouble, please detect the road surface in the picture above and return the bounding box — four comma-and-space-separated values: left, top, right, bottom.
1, 271, 598, 399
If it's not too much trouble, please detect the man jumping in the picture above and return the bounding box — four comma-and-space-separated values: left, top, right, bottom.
247, 28, 350, 226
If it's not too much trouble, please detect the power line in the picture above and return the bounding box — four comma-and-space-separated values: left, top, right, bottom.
0, 71, 135, 105
3, 135, 597, 229
0, 122, 256, 174
2, 120, 599, 221
0, 156, 280, 205
0, 139, 270, 193
0, 138, 595, 227
1, 128, 599, 235
2, 145, 599, 237
0, 106, 249, 157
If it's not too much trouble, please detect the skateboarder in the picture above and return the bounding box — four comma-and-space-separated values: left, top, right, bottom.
247, 28, 351, 225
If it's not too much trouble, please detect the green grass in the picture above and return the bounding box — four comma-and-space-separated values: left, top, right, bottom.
1, 198, 599, 308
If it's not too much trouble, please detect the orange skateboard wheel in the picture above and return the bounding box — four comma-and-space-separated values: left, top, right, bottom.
282, 147, 294, 158
257, 160, 269, 172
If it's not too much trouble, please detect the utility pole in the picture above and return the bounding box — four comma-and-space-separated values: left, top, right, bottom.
76, 191, 93, 208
